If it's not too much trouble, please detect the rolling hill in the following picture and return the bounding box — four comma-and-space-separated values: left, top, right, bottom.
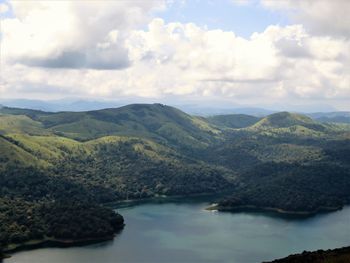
205, 114, 261, 129
1, 104, 350, 256
0, 104, 221, 147
250, 112, 326, 131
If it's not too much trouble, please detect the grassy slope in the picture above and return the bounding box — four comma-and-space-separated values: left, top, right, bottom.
0, 114, 49, 135
250, 112, 327, 133
0, 105, 233, 218
1, 105, 350, 208
0, 136, 45, 169
251, 112, 321, 129
1, 104, 221, 148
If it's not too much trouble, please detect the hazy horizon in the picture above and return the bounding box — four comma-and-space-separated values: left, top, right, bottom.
0, 97, 344, 115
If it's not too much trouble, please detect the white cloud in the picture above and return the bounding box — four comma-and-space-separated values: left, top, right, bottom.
1, 1, 350, 110
262, 0, 350, 38
2, 0, 164, 69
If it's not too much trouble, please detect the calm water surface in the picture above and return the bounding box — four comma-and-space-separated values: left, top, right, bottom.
5, 197, 350, 263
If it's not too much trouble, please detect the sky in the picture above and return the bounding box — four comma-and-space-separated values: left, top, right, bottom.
0, 0, 349, 111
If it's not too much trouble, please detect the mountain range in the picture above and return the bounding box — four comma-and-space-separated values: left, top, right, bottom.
2, 98, 350, 121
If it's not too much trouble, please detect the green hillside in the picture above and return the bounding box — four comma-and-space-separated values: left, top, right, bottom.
0, 135, 45, 169
1, 104, 350, 256
1, 104, 221, 148
206, 114, 261, 129
0, 107, 51, 119
250, 112, 326, 131
0, 114, 48, 135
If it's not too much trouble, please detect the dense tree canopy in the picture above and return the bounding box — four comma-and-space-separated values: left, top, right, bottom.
1, 104, 350, 256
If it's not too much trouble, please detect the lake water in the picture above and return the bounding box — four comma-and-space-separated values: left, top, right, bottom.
5, 197, 350, 263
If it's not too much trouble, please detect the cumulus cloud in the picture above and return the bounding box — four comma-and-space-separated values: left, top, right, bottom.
2, 1, 164, 69
1, 0, 350, 110
262, 0, 350, 38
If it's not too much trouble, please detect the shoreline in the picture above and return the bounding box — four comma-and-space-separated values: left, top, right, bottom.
2, 197, 345, 260
105, 192, 225, 208
206, 203, 342, 216
1, 194, 219, 260
2, 225, 125, 260
3, 236, 113, 253
110, 194, 344, 217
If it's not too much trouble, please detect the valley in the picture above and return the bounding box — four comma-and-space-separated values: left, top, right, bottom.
1, 103, 350, 261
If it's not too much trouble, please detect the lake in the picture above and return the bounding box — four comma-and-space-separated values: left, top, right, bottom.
5, 197, 350, 263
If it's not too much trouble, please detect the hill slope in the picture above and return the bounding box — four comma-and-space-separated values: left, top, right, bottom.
250, 112, 326, 131
206, 114, 260, 129
1, 104, 350, 257
0, 104, 221, 148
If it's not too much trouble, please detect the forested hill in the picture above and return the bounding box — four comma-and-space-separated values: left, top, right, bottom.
0, 103, 220, 146
205, 114, 261, 128
1, 104, 350, 256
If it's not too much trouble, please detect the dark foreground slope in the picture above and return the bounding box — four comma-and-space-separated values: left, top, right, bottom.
266, 246, 350, 263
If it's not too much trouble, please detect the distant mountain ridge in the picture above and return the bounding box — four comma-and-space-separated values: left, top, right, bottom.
308, 111, 350, 124
2, 98, 349, 122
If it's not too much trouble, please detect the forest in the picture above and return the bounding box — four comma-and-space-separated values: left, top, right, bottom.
0, 104, 350, 256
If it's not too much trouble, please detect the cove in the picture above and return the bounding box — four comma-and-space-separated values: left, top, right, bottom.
4, 197, 350, 263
